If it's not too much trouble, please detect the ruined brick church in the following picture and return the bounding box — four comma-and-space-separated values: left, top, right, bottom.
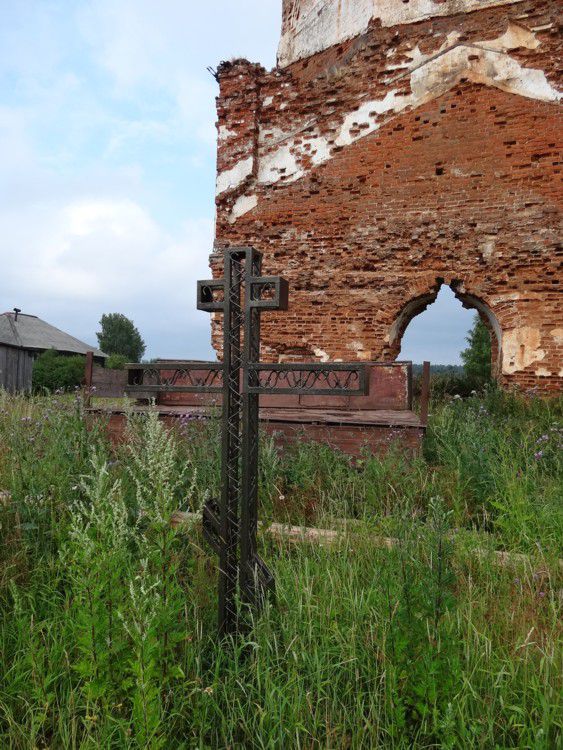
211, 0, 561, 391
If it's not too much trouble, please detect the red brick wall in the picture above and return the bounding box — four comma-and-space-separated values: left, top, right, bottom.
212, 1, 562, 391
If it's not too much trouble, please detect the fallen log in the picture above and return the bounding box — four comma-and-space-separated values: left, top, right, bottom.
171, 511, 562, 571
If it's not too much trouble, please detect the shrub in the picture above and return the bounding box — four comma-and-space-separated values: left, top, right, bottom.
32, 349, 86, 393
413, 369, 484, 400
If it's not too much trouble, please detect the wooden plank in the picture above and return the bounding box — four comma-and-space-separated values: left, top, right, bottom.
88, 403, 423, 428
124, 361, 222, 370
171, 512, 563, 571
260, 407, 422, 427
0, 346, 33, 393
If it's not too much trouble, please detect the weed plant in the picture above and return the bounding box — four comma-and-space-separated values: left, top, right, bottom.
0, 387, 560, 748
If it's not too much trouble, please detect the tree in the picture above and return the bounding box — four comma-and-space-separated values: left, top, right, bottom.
461, 314, 492, 385
96, 313, 145, 363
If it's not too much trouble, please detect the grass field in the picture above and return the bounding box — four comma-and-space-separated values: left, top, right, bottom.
0, 388, 561, 748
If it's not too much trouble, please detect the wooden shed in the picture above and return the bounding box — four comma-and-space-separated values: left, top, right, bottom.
0, 309, 106, 393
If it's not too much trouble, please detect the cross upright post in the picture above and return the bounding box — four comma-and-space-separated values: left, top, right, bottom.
197, 247, 288, 635
240, 249, 289, 608
127, 246, 368, 639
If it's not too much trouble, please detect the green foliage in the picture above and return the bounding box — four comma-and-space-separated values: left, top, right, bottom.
412, 362, 493, 400
410, 317, 494, 399
413, 369, 478, 399
32, 349, 86, 393
382, 498, 460, 746
105, 352, 128, 369
96, 312, 145, 362
461, 314, 492, 385
0, 389, 561, 748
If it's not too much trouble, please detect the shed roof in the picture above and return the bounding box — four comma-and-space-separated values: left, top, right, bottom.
0, 312, 107, 358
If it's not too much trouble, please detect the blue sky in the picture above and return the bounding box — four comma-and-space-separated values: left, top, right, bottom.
1, 0, 474, 364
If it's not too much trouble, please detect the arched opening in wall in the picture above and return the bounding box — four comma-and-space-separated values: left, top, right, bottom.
389, 281, 501, 382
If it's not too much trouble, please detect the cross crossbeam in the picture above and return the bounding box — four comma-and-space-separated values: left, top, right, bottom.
127, 247, 369, 637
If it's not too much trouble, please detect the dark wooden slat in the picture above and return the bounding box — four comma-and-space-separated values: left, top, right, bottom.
126, 385, 223, 394
124, 361, 222, 370
88, 403, 423, 428
260, 407, 423, 427
420, 361, 431, 426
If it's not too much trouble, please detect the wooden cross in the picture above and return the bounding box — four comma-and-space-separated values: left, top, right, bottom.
128, 247, 368, 637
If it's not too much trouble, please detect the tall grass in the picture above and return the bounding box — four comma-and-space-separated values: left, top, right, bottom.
0, 388, 560, 748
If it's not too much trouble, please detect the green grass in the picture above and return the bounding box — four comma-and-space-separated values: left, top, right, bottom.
0, 387, 561, 748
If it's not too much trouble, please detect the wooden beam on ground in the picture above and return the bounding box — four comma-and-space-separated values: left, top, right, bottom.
171, 511, 562, 571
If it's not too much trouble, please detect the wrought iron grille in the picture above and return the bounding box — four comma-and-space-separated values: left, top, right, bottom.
245, 363, 366, 395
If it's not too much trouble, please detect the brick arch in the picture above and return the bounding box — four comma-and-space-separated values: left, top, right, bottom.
385, 277, 502, 375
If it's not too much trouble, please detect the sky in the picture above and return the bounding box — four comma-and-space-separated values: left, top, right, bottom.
1, 0, 474, 364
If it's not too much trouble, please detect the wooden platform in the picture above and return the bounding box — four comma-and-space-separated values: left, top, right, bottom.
85, 360, 430, 458
89, 404, 425, 457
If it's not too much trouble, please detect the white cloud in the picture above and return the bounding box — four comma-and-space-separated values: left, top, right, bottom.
0, 1, 283, 360
0, 192, 214, 357
77, 1, 281, 151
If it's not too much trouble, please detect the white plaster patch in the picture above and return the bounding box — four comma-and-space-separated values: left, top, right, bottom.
502, 327, 546, 374
385, 32, 457, 75
228, 194, 258, 223
258, 143, 300, 184
550, 328, 563, 344
404, 23, 537, 74
335, 89, 404, 146
482, 21, 541, 52
307, 135, 333, 167
278, 0, 521, 67
256, 39, 560, 188
535, 368, 551, 377
259, 126, 292, 146
216, 156, 254, 196
313, 347, 330, 362
480, 236, 497, 262
218, 125, 236, 142
348, 340, 366, 352
410, 46, 561, 104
